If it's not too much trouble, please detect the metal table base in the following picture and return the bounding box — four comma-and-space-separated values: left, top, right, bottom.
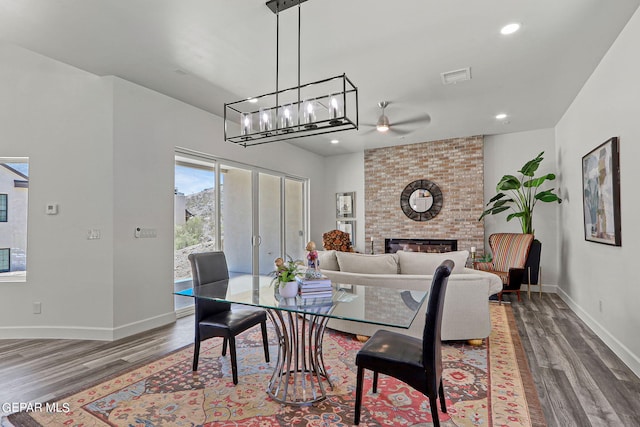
265, 307, 334, 405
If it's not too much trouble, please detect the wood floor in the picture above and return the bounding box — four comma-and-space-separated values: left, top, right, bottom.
506, 293, 640, 427
1, 293, 639, 426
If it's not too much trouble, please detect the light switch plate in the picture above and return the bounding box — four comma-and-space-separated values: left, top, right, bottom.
134, 227, 157, 238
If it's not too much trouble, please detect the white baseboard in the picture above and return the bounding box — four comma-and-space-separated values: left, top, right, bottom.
0, 311, 177, 341
0, 325, 115, 341
515, 283, 558, 295
175, 305, 195, 319
112, 312, 176, 341
558, 288, 640, 378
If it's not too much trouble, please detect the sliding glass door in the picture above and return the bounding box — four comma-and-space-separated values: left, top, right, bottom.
174, 151, 308, 311
258, 172, 282, 275
174, 156, 216, 310
219, 164, 253, 275
284, 178, 305, 262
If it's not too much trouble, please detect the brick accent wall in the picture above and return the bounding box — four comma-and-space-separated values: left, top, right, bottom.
364, 135, 485, 257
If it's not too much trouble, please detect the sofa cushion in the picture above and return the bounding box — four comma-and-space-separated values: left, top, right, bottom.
335, 252, 399, 274
317, 250, 340, 271
397, 250, 469, 275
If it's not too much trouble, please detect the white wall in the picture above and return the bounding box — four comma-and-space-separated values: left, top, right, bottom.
0, 42, 326, 340
555, 8, 640, 376
0, 42, 115, 338
322, 152, 365, 252
484, 128, 559, 288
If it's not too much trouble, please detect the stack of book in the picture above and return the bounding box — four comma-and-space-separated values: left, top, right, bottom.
296, 275, 333, 299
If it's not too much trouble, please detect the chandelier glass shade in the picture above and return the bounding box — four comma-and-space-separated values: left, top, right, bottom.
224, 0, 358, 147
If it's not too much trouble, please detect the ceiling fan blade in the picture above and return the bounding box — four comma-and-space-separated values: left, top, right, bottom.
393, 113, 431, 127
389, 127, 413, 136
359, 126, 379, 135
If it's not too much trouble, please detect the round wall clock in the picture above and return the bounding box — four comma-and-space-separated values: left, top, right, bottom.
400, 179, 443, 221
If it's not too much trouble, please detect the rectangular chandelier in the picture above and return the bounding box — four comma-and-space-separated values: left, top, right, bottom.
224, 74, 358, 147
224, 0, 359, 147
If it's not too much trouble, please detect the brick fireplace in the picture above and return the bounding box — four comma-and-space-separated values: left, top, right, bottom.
364, 136, 485, 256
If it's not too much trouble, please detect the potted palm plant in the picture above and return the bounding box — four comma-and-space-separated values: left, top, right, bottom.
479, 151, 562, 286
479, 151, 562, 234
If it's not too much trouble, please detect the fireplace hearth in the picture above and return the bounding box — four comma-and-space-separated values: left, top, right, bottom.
385, 238, 458, 254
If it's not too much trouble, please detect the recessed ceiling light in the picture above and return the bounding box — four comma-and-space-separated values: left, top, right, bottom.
247, 98, 258, 103
495, 113, 508, 120
500, 23, 521, 35
330, 139, 339, 144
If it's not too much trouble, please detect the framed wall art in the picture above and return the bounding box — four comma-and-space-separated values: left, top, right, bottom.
582, 137, 621, 246
336, 220, 356, 245
336, 192, 355, 218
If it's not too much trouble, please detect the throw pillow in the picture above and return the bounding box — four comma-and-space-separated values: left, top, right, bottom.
397, 250, 469, 275
335, 252, 399, 274
317, 250, 340, 271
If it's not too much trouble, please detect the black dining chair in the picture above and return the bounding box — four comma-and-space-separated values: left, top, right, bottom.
353, 259, 453, 426
188, 251, 270, 385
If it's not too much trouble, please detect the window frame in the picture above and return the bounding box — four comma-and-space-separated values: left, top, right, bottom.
0, 194, 7, 222
0, 248, 9, 273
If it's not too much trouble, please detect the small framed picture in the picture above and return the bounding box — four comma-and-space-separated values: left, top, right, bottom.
336, 192, 355, 218
582, 137, 621, 246
336, 220, 356, 245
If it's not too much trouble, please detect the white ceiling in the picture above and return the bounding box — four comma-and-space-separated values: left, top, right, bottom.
1, 0, 639, 156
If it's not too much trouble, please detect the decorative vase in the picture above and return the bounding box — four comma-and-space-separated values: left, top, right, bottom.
279, 281, 298, 298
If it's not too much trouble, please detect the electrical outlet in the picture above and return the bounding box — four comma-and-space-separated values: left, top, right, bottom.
33, 302, 41, 314
599, 300, 603, 313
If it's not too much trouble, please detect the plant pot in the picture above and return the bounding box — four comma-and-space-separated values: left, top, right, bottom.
279, 281, 298, 298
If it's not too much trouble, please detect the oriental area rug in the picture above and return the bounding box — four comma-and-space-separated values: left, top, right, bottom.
7, 303, 546, 427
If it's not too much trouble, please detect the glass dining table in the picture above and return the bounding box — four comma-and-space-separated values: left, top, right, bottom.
175, 274, 427, 406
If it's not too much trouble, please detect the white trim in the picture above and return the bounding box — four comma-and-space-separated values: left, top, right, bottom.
112, 312, 176, 341
0, 312, 176, 341
175, 305, 195, 319
558, 288, 640, 378
0, 325, 115, 341
523, 283, 558, 294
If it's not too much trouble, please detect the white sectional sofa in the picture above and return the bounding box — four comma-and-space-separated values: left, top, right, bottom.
317, 250, 503, 341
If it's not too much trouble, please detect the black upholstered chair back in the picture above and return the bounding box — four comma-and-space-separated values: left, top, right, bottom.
353, 259, 453, 425
422, 259, 453, 396
187, 251, 270, 383
188, 251, 231, 322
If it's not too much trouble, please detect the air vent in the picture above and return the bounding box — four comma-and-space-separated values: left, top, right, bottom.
441, 67, 472, 85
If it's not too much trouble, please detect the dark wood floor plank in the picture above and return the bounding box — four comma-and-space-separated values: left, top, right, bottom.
540, 366, 591, 427
549, 320, 624, 426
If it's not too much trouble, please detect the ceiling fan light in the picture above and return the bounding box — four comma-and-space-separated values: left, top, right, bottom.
376, 115, 390, 132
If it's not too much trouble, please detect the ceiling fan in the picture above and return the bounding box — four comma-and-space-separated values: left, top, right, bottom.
362, 101, 431, 136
